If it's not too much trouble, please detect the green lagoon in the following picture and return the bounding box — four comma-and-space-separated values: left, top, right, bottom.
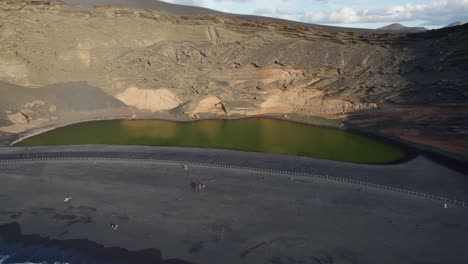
16, 118, 408, 164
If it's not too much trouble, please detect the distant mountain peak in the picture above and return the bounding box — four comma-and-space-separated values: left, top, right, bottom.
378, 23, 405, 30
377, 23, 427, 32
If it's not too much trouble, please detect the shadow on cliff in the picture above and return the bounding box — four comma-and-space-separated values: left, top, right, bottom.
395, 24, 468, 175
397, 24, 468, 104
0, 222, 193, 264
346, 24, 468, 175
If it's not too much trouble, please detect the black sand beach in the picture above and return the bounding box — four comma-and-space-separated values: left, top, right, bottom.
1, 146, 467, 263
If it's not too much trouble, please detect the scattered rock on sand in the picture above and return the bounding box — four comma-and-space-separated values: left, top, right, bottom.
25, 100, 45, 109
49, 104, 57, 113
7, 112, 28, 124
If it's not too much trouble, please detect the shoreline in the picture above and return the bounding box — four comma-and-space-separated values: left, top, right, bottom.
9, 114, 416, 165
5, 112, 467, 173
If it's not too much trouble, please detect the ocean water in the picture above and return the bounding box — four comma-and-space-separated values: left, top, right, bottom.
0, 254, 69, 264
0, 243, 139, 264
0, 241, 136, 264
0, 243, 97, 264
0, 221, 172, 264
0, 227, 191, 264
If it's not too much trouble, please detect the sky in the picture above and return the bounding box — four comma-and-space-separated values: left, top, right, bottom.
160, 0, 468, 29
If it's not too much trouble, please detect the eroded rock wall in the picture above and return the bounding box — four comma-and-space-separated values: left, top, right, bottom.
0, 0, 467, 133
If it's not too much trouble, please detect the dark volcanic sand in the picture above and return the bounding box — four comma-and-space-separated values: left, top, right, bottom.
0, 134, 16, 147
0, 146, 467, 264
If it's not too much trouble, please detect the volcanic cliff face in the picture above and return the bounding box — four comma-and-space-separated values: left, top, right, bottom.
0, 0, 467, 156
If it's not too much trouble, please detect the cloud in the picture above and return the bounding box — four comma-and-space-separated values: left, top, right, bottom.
165, 0, 252, 4
254, 7, 273, 16
214, 0, 251, 2
163, 0, 205, 5
303, 0, 468, 25
161, 0, 468, 27
254, 6, 303, 21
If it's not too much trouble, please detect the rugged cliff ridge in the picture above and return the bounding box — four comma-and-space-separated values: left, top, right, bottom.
0, 0, 467, 156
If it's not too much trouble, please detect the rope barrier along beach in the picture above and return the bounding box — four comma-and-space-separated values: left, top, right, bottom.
0, 155, 466, 207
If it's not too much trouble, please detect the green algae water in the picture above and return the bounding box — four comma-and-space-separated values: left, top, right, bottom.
16, 118, 408, 164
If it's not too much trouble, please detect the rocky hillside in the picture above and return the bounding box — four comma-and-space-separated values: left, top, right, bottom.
445, 21, 467, 28
0, 0, 467, 156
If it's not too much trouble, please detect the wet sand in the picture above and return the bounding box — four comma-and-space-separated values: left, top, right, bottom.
1, 146, 467, 263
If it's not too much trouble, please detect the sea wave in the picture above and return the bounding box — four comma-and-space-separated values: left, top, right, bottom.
0, 244, 78, 264
0, 255, 68, 264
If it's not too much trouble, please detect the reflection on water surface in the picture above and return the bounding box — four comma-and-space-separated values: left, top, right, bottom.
16, 118, 408, 164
